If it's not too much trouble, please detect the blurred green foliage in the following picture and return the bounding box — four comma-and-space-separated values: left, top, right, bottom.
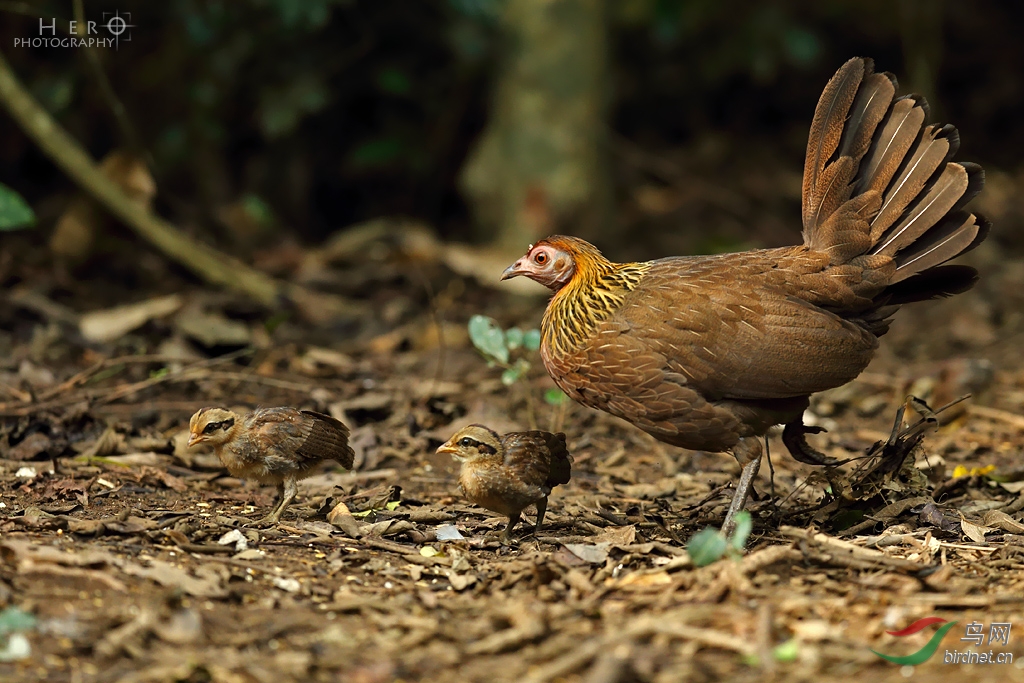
686, 510, 752, 566
468, 314, 541, 385
0, 183, 35, 230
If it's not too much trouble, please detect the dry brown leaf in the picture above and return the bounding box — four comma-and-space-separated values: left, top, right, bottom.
79, 294, 184, 343
981, 509, 1024, 534
120, 559, 227, 598
959, 515, 996, 543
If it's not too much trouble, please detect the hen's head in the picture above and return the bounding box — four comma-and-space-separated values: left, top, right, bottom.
436, 424, 503, 463
188, 407, 240, 448
501, 236, 607, 291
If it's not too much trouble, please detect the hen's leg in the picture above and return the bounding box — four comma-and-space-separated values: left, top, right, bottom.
723, 437, 762, 533
534, 497, 549, 535
502, 513, 521, 543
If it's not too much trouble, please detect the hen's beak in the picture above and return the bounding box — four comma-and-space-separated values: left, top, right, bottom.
435, 443, 458, 455
501, 259, 526, 281
187, 433, 203, 448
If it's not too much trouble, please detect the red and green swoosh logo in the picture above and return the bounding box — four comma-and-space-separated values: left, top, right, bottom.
872, 617, 958, 665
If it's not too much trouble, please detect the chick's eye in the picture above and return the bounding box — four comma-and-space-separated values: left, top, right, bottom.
534, 251, 548, 265
459, 437, 474, 448
203, 423, 218, 434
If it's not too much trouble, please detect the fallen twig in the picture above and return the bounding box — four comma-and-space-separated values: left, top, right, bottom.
779, 526, 926, 572
968, 404, 1024, 430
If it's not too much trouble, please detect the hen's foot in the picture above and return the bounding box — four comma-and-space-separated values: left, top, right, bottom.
782, 420, 844, 466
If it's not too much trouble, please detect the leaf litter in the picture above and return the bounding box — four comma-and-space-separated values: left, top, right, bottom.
2, 235, 1024, 682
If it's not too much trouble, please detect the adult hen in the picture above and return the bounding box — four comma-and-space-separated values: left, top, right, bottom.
437, 424, 572, 541
188, 406, 354, 525
501, 58, 988, 529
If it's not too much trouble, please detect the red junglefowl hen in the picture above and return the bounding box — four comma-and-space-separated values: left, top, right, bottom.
437, 424, 572, 541
502, 57, 988, 530
188, 406, 354, 525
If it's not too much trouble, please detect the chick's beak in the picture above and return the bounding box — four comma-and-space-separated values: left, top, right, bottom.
501, 259, 526, 281
435, 443, 458, 455
187, 432, 202, 448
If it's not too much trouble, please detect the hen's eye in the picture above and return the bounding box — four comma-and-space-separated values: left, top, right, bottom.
459, 437, 474, 448
534, 252, 548, 265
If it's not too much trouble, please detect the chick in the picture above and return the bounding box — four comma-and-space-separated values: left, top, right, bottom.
437, 424, 572, 542
188, 406, 354, 525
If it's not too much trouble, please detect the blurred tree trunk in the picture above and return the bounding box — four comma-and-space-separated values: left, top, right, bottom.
459, 0, 610, 250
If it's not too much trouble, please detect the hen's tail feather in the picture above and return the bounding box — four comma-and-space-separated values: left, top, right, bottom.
891, 211, 988, 281
802, 57, 986, 297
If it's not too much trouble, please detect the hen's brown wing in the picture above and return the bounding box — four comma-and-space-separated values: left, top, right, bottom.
542, 249, 880, 450
499, 431, 570, 492
593, 250, 878, 401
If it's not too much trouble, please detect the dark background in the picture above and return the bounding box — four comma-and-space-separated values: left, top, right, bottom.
1, 0, 1021, 269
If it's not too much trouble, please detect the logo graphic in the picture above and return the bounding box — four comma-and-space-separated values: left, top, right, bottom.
12, 10, 134, 50
872, 617, 959, 665
101, 11, 134, 50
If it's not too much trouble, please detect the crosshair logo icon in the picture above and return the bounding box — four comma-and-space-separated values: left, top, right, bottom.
102, 10, 134, 50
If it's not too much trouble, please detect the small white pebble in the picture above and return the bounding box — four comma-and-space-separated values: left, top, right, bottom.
384, 582, 393, 589
15, 467, 36, 479
217, 529, 248, 552
96, 478, 115, 489
272, 577, 301, 593
0, 633, 31, 661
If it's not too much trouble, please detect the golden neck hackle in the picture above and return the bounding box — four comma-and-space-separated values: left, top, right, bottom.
541, 249, 648, 357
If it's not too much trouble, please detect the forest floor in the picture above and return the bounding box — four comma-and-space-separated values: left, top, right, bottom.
2, 228, 1024, 683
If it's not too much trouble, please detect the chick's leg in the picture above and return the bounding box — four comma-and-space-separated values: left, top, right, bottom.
534, 497, 549, 535
258, 478, 296, 526
723, 437, 762, 534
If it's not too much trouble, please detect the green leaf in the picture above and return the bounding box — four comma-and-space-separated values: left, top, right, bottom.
501, 367, 521, 385
544, 388, 568, 406
500, 359, 531, 385
376, 67, 412, 95
772, 639, 799, 662
264, 311, 290, 334
241, 193, 277, 228
504, 327, 524, 350
523, 329, 541, 351
686, 528, 727, 567
0, 183, 35, 231
468, 315, 509, 364
385, 500, 401, 511
729, 511, 752, 551
348, 137, 404, 169
0, 607, 36, 636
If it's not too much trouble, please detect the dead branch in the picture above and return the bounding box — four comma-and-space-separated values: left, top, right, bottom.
0, 50, 359, 320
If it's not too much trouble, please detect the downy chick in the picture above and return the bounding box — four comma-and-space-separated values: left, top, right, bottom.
188, 406, 354, 525
437, 424, 571, 541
